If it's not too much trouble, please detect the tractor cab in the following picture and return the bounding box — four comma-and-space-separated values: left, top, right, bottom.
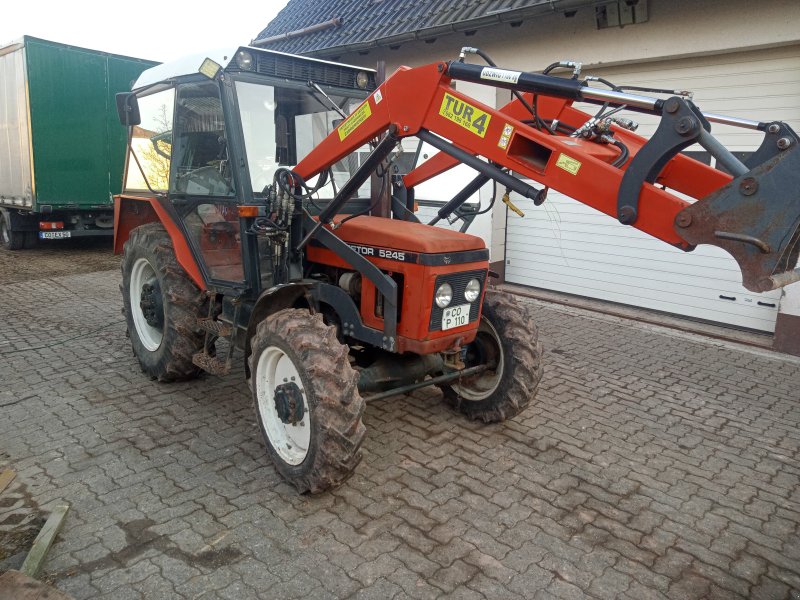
117, 46, 383, 291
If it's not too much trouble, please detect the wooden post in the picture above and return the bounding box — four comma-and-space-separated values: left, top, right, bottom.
0, 469, 15, 495
20, 503, 70, 579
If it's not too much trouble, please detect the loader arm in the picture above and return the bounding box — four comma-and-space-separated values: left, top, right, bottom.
294, 58, 800, 293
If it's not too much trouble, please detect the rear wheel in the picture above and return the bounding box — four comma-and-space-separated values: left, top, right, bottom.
440, 291, 543, 423
121, 223, 208, 382
249, 309, 366, 493
0, 213, 24, 251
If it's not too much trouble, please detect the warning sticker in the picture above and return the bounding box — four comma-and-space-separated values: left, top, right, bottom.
439, 92, 491, 138
338, 100, 372, 141
498, 123, 514, 149
556, 153, 582, 175
480, 67, 521, 85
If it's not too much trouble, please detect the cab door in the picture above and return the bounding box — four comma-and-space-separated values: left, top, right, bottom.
169, 80, 245, 285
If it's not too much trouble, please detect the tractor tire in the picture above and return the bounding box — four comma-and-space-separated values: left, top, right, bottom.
440, 290, 543, 423
121, 223, 208, 382
249, 309, 366, 494
0, 212, 24, 251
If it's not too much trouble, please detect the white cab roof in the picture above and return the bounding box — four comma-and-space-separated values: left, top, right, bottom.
134, 46, 375, 91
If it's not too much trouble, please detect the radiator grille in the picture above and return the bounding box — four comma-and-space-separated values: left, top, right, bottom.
429, 270, 487, 331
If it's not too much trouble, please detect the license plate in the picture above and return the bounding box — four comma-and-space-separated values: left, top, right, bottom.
39, 231, 71, 239
441, 303, 470, 331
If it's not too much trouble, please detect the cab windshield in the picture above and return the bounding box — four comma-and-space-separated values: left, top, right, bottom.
235, 80, 370, 198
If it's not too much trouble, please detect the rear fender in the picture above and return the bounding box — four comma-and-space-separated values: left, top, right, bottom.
114, 195, 206, 289
243, 283, 313, 378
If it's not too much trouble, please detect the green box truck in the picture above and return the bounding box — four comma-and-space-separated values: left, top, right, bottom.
0, 36, 157, 249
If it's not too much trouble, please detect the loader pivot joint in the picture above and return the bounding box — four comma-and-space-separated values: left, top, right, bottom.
617, 97, 709, 225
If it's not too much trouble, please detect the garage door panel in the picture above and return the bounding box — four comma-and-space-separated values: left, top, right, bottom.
505, 264, 779, 332
506, 243, 780, 298
511, 201, 745, 262
506, 262, 778, 319
507, 229, 739, 268
508, 241, 761, 283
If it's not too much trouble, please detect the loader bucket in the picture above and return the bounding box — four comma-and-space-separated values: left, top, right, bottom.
675, 143, 800, 293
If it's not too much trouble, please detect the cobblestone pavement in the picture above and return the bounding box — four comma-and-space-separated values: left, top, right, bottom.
0, 254, 799, 599
0, 238, 119, 285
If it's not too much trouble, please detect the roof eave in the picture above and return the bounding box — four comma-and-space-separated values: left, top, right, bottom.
286, 0, 606, 58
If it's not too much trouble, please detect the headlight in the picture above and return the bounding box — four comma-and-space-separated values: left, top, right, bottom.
356, 71, 369, 89
235, 50, 254, 70
435, 282, 453, 308
464, 279, 481, 302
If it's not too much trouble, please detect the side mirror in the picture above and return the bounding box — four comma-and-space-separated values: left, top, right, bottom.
116, 92, 141, 126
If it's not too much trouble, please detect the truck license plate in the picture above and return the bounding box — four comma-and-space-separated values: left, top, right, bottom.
39, 231, 71, 239
441, 303, 470, 331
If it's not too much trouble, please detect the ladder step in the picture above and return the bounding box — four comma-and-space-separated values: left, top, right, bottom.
192, 352, 231, 376
197, 317, 233, 337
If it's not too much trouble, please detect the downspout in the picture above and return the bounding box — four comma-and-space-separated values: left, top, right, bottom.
251, 17, 344, 47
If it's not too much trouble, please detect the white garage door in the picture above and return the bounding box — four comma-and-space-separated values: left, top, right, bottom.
505, 46, 800, 332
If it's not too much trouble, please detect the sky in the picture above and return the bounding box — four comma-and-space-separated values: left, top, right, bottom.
1, 0, 290, 63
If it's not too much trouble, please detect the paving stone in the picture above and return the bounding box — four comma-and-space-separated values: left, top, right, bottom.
0, 255, 798, 600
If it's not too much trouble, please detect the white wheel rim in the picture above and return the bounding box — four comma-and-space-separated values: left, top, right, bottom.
255, 346, 311, 465
129, 257, 164, 352
452, 316, 504, 401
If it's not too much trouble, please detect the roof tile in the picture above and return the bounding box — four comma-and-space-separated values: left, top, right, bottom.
254, 0, 551, 55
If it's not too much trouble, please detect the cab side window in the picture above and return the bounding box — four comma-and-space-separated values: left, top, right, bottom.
124, 88, 174, 192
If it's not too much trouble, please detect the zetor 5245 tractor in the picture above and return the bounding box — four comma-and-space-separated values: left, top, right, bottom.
115, 45, 800, 492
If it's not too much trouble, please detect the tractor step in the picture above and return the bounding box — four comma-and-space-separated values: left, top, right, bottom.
197, 317, 233, 337
192, 352, 231, 376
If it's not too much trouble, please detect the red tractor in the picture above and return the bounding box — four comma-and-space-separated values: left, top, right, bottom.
114, 45, 800, 492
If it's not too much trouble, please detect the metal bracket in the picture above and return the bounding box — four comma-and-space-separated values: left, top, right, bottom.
310, 283, 390, 350
745, 121, 799, 169
303, 214, 398, 349
617, 97, 710, 225
675, 142, 800, 293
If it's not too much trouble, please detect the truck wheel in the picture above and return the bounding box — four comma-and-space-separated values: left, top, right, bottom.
121, 223, 207, 382
0, 213, 24, 250
440, 291, 543, 423
249, 309, 366, 494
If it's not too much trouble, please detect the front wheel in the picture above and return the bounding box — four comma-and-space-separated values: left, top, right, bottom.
249, 309, 366, 493
440, 291, 543, 423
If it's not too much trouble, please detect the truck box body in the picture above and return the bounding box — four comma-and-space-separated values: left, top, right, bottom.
0, 36, 156, 237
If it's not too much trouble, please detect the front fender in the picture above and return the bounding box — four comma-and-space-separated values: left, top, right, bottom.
243, 282, 313, 378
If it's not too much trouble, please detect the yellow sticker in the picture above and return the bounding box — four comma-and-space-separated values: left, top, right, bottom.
338, 100, 372, 141
556, 153, 582, 175
439, 92, 491, 138
498, 123, 514, 149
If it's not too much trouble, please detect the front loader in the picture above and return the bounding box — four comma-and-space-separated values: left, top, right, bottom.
114, 45, 800, 493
